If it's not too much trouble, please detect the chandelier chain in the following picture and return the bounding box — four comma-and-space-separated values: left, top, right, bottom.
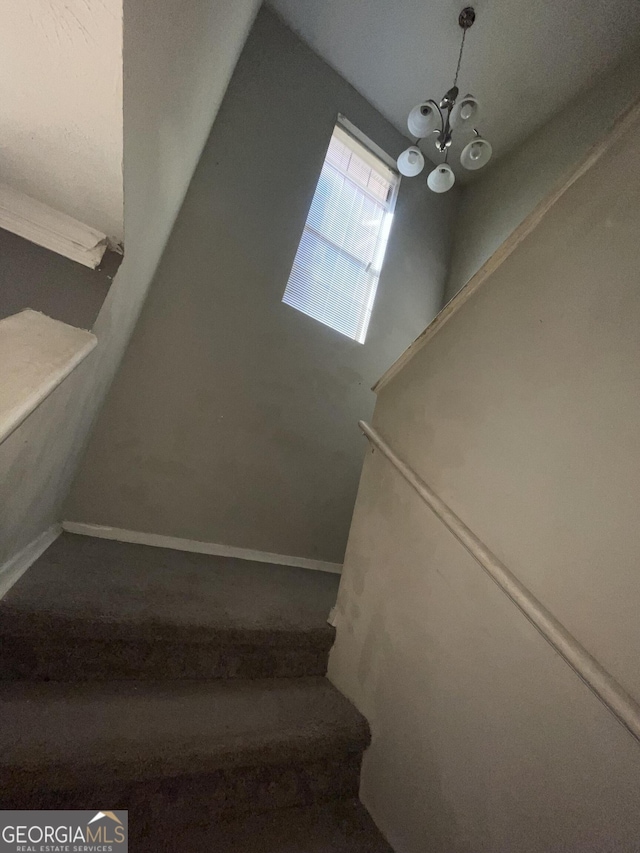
453, 27, 467, 89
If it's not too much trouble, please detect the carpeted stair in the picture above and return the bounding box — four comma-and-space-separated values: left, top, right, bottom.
0, 533, 393, 851
0, 534, 339, 680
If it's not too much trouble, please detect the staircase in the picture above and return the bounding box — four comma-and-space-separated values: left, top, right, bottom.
0, 533, 392, 851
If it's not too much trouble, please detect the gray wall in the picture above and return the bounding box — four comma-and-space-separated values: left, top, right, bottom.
329, 109, 640, 851
0, 0, 260, 568
445, 49, 640, 302
64, 7, 458, 565
0, 229, 119, 329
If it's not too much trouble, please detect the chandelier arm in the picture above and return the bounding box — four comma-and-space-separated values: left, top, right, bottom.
440, 104, 454, 152
423, 98, 445, 130
427, 97, 454, 153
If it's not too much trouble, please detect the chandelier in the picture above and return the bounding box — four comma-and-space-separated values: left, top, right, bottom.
397, 6, 492, 193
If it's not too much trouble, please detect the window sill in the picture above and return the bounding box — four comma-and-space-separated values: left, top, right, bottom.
0, 310, 97, 446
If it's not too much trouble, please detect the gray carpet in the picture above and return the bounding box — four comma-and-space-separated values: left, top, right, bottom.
0, 533, 393, 851
0, 677, 368, 790
134, 798, 394, 852
0, 533, 340, 679
1, 533, 340, 638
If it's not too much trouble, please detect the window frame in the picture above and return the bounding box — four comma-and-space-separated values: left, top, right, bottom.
282, 115, 401, 344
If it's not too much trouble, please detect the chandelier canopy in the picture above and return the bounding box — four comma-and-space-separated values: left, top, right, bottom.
397, 6, 492, 193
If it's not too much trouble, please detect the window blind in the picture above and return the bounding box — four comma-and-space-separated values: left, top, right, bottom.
282, 123, 399, 344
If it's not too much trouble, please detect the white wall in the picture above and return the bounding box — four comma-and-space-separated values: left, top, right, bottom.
0, 0, 123, 240
445, 49, 640, 302
0, 0, 260, 570
329, 107, 640, 851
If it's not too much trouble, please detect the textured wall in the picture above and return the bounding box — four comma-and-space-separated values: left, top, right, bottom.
64, 8, 458, 565
445, 50, 640, 302
0, 0, 260, 569
0, 0, 123, 239
329, 109, 640, 850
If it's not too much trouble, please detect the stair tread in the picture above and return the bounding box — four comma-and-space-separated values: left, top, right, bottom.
0, 677, 369, 790
0, 533, 339, 643
135, 798, 394, 852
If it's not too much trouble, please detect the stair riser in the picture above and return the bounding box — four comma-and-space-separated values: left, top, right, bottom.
1, 753, 363, 826
0, 635, 332, 680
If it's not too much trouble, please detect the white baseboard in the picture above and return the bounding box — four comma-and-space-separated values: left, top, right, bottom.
62, 522, 342, 575
0, 524, 61, 599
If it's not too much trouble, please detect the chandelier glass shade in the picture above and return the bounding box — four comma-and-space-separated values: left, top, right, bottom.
426, 163, 455, 193
397, 146, 425, 177
397, 7, 492, 192
460, 135, 492, 170
407, 102, 439, 138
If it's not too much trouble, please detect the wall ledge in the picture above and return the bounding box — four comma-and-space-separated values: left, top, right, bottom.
373, 94, 640, 395
0, 310, 97, 447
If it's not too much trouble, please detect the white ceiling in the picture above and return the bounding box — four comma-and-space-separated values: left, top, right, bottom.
267, 0, 640, 171
0, 1, 123, 242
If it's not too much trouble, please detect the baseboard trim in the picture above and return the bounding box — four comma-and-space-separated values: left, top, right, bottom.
62, 522, 343, 575
0, 524, 61, 599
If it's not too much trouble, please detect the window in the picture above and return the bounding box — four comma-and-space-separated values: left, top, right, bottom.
282, 120, 399, 343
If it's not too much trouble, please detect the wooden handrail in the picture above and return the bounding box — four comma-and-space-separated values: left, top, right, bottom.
359, 419, 640, 745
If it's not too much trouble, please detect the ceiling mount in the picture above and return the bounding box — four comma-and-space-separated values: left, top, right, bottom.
458, 7, 476, 30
